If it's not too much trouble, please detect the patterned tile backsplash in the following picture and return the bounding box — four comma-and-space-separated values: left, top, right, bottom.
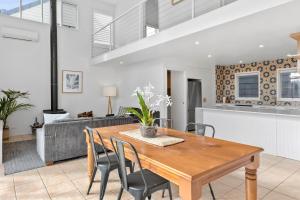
216, 58, 300, 106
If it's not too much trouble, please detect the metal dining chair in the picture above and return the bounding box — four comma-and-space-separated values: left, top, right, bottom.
186, 122, 216, 200
110, 136, 173, 200
85, 127, 134, 200
153, 118, 173, 128
186, 122, 215, 138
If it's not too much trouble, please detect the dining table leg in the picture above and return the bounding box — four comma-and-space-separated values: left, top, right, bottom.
245, 155, 260, 200
179, 179, 202, 200
85, 131, 94, 181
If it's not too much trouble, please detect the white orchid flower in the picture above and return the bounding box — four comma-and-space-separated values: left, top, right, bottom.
132, 87, 143, 96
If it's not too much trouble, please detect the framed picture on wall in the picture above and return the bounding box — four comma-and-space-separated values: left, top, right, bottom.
172, 0, 184, 5
62, 70, 83, 93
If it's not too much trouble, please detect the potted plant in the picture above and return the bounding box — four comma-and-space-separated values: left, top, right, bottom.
0, 90, 33, 140
127, 83, 172, 138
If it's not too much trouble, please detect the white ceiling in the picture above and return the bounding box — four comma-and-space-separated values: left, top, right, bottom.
98, 0, 117, 5
94, 0, 300, 68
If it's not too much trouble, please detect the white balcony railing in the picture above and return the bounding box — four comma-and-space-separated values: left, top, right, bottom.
92, 0, 237, 57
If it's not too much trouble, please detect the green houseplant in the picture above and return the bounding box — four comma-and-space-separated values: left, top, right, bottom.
0, 89, 33, 140
127, 83, 172, 138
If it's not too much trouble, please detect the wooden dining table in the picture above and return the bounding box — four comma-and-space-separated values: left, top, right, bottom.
85, 124, 263, 200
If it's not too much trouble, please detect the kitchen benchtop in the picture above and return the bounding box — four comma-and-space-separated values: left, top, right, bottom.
197, 105, 300, 117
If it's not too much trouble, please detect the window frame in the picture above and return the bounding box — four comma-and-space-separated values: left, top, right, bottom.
0, 0, 78, 29
235, 71, 260, 101
61, 1, 78, 29
92, 9, 114, 47
277, 68, 300, 101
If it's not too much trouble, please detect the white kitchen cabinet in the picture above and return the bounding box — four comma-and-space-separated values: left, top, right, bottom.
277, 116, 300, 160
196, 107, 300, 160
200, 109, 277, 155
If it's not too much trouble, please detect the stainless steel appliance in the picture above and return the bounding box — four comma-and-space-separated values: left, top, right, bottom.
187, 79, 202, 126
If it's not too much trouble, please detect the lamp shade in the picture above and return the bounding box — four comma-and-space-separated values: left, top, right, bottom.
102, 86, 117, 97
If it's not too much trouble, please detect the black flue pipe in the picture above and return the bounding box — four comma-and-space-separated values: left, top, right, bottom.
50, 0, 58, 111
44, 0, 65, 114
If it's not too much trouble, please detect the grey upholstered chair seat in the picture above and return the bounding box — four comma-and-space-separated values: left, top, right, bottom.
96, 154, 132, 168
127, 169, 169, 191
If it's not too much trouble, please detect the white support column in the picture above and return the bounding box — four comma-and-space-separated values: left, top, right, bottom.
192, 0, 195, 18
138, 3, 145, 40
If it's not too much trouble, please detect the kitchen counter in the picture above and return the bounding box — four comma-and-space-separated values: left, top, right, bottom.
196, 106, 300, 161
198, 105, 300, 117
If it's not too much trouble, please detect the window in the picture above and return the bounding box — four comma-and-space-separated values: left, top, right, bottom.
0, 0, 78, 28
278, 69, 300, 100
235, 72, 260, 99
22, 0, 42, 22
93, 11, 113, 46
0, 0, 20, 17
61, 2, 77, 28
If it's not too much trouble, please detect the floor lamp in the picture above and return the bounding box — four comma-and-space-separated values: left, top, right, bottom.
103, 86, 117, 116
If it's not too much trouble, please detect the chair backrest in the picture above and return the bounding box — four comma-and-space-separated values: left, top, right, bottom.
186, 123, 215, 138
117, 106, 129, 116
85, 126, 112, 167
110, 136, 148, 192
154, 118, 173, 128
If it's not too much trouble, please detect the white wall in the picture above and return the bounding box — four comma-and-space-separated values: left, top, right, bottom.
115, 60, 165, 109
163, 58, 215, 107
0, 0, 119, 136
158, 0, 226, 30
110, 57, 215, 129
158, 0, 192, 30
114, 0, 142, 48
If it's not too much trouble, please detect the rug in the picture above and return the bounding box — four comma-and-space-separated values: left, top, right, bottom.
3, 140, 45, 175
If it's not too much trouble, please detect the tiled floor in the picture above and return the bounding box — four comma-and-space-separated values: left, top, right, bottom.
1, 153, 300, 200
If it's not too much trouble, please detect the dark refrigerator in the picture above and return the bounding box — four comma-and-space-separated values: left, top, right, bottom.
187, 79, 202, 128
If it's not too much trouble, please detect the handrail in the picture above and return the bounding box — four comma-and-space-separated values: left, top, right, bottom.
94, 0, 148, 35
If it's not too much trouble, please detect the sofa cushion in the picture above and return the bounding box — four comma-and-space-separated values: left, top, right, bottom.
44, 113, 71, 124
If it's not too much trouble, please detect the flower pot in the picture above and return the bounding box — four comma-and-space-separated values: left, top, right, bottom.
140, 125, 158, 138
3, 127, 9, 141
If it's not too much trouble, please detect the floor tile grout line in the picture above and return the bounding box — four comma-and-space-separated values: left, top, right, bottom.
70, 177, 87, 199
36, 168, 52, 200
260, 164, 300, 200
258, 157, 286, 174
268, 167, 300, 200
12, 176, 17, 200
258, 158, 300, 199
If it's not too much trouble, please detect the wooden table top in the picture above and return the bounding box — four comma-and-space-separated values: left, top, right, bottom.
95, 124, 263, 182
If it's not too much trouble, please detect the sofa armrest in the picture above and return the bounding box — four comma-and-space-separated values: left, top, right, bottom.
36, 127, 45, 162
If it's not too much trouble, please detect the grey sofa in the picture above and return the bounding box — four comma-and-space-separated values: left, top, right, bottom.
36, 116, 133, 164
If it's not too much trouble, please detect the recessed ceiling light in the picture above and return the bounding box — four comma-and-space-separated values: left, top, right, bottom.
195, 41, 200, 45
119, 61, 124, 65
259, 44, 264, 48
239, 60, 243, 64
208, 54, 212, 58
